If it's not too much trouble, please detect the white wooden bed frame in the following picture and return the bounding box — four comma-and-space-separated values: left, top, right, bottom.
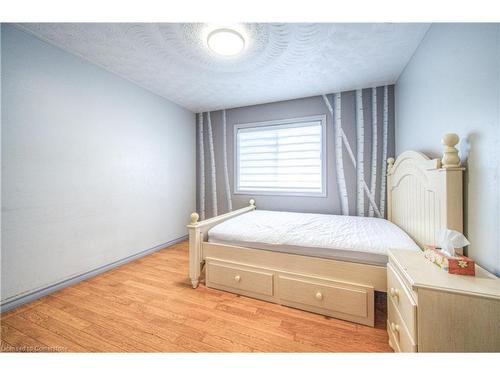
187, 134, 464, 327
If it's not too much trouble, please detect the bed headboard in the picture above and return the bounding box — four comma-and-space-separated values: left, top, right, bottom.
387, 134, 464, 250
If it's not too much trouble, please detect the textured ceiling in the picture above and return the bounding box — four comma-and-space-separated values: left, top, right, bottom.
17, 23, 430, 112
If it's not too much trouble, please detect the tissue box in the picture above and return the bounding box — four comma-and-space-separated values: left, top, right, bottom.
423, 245, 475, 276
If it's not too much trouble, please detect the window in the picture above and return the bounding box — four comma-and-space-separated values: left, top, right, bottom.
235, 115, 326, 196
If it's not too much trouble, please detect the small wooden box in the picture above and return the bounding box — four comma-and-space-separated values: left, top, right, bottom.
423, 246, 475, 276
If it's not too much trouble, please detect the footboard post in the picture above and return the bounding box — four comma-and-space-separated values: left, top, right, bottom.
186, 200, 257, 289
188, 212, 202, 288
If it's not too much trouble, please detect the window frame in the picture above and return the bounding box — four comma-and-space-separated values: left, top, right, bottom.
233, 114, 327, 197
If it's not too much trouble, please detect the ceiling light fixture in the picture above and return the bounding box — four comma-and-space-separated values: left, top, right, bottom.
207, 29, 245, 56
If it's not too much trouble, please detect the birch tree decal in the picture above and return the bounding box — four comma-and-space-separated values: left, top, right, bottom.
207, 111, 218, 217
198, 112, 206, 220
356, 89, 365, 216
322, 94, 348, 215
323, 92, 381, 217
198, 86, 391, 220
379, 85, 389, 218
369, 87, 378, 217
222, 109, 232, 212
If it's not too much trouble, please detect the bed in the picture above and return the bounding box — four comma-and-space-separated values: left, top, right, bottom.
208, 210, 420, 267
187, 134, 464, 326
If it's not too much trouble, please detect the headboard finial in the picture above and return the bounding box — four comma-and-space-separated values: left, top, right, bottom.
387, 157, 395, 173
190, 212, 199, 224
249, 199, 256, 207
441, 133, 461, 168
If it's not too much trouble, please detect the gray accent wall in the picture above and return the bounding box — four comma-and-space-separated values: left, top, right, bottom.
196, 86, 395, 218
1, 25, 196, 305
396, 23, 500, 276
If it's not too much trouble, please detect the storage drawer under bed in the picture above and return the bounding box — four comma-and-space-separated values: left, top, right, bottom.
278, 273, 374, 326
206, 260, 274, 297
205, 258, 375, 327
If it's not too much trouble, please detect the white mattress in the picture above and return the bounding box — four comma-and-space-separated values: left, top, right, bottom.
208, 210, 420, 266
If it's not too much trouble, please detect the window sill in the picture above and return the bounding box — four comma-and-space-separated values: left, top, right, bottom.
233, 190, 327, 198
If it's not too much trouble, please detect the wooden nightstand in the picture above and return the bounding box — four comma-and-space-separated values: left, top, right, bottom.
387, 249, 500, 352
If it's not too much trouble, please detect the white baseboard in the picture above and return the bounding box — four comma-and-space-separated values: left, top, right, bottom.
0, 235, 188, 313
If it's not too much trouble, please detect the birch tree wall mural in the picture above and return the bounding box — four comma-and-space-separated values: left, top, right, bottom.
379, 85, 390, 218
222, 109, 233, 212
198, 112, 205, 220
206, 111, 218, 217
355, 89, 365, 217
369, 87, 378, 217
322, 94, 348, 215
196, 85, 394, 219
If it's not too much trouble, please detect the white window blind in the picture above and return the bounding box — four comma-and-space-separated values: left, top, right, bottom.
235, 117, 325, 196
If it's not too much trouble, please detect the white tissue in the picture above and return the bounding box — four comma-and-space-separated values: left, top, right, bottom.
438, 229, 470, 257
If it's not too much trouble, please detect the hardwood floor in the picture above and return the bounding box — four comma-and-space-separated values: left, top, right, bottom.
1, 240, 392, 352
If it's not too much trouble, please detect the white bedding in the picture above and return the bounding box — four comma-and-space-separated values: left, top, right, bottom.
208, 210, 420, 266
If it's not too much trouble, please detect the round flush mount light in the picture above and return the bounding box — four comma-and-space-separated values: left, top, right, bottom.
207, 29, 245, 56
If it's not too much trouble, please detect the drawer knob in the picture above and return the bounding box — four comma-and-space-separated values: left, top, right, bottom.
315, 292, 323, 301
390, 287, 400, 301
234, 275, 241, 283
390, 322, 400, 334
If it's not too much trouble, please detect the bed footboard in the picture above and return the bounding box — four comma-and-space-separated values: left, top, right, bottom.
187, 199, 256, 288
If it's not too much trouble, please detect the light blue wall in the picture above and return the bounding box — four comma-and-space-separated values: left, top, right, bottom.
1, 24, 196, 304
396, 23, 500, 275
